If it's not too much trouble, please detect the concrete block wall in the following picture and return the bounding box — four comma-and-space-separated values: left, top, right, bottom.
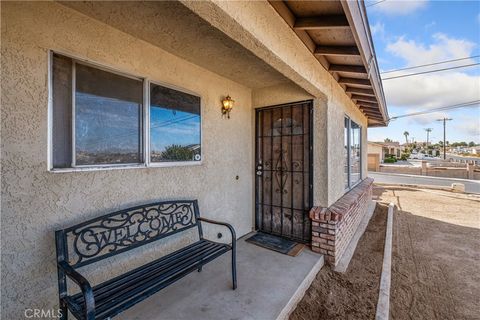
310, 178, 374, 265
379, 165, 422, 175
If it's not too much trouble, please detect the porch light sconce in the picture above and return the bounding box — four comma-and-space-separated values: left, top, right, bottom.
221, 95, 235, 119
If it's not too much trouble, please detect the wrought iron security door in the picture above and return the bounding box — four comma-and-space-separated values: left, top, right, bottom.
255, 101, 313, 243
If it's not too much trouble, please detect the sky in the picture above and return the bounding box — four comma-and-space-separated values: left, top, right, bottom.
150, 106, 200, 153
366, 0, 480, 144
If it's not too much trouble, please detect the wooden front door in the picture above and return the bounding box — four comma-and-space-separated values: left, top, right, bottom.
255, 101, 313, 243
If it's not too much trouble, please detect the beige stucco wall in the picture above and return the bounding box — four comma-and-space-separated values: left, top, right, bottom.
1, 2, 254, 317
251, 82, 315, 108
1, 1, 372, 317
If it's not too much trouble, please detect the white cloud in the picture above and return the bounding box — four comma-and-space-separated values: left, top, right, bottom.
371, 0, 428, 15
370, 21, 385, 37
454, 114, 480, 139
386, 33, 476, 67
383, 72, 480, 109
382, 33, 479, 111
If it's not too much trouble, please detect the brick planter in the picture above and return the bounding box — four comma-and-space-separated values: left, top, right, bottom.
310, 178, 374, 265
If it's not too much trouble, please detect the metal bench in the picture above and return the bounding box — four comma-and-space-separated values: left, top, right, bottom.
55, 200, 237, 320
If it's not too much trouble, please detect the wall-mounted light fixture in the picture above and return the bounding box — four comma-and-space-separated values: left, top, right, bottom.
221, 95, 235, 119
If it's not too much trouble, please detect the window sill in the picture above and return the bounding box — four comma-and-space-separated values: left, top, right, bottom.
345, 179, 362, 192
49, 162, 203, 173
148, 161, 202, 168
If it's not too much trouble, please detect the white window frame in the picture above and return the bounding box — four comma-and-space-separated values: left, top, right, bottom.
147, 80, 203, 168
47, 50, 203, 173
344, 116, 351, 191
344, 116, 363, 191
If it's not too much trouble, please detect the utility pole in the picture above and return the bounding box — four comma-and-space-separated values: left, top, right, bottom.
424, 128, 433, 147
436, 118, 453, 159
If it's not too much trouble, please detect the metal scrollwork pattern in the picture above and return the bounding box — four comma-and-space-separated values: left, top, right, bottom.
65, 202, 196, 266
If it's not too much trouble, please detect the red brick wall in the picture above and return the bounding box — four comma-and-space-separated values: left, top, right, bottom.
310, 178, 373, 265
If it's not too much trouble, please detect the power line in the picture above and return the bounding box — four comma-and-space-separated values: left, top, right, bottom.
389, 100, 480, 120
382, 62, 480, 80
366, 0, 387, 7
381, 55, 480, 74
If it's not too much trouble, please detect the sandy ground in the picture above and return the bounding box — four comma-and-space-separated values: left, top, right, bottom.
290, 204, 388, 320
374, 186, 480, 320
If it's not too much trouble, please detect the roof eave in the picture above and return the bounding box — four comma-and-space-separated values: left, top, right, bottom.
341, 0, 389, 127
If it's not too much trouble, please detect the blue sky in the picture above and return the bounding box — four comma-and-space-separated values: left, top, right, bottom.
150, 106, 200, 152
366, 0, 480, 144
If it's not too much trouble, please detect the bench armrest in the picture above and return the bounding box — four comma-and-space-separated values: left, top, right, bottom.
197, 217, 236, 248
58, 261, 95, 319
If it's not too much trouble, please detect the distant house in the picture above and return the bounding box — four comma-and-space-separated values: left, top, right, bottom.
368, 141, 401, 161
469, 147, 480, 154
382, 141, 402, 158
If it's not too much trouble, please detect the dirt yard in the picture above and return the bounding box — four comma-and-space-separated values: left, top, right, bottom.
291, 185, 479, 320
290, 204, 388, 320
374, 186, 480, 320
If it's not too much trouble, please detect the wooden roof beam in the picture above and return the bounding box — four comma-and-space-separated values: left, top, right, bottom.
338, 77, 371, 87
363, 111, 382, 118
293, 15, 350, 30
329, 64, 367, 74
360, 105, 381, 112
351, 94, 377, 103
346, 87, 375, 96
314, 46, 360, 57
357, 101, 378, 108
362, 111, 382, 117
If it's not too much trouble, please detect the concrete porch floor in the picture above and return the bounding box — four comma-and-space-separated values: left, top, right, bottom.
118, 235, 324, 320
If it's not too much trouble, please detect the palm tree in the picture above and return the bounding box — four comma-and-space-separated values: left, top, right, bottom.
403, 131, 409, 146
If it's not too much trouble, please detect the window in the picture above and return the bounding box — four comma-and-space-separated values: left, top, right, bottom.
350, 121, 361, 185
75, 63, 143, 166
344, 117, 349, 189
344, 116, 362, 189
150, 83, 201, 163
50, 53, 201, 170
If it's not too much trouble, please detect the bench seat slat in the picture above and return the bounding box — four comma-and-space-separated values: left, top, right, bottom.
84, 241, 222, 305
67, 240, 230, 320
86, 240, 218, 301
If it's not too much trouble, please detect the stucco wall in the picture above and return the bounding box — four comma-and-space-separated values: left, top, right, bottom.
1, 2, 253, 317
251, 82, 314, 108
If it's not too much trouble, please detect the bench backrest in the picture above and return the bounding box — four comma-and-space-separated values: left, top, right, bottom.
55, 200, 202, 268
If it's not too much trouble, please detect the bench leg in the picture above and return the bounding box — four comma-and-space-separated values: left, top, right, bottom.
59, 300, 68, 320
198, 265, 203, 272
231, 248, 237, 290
